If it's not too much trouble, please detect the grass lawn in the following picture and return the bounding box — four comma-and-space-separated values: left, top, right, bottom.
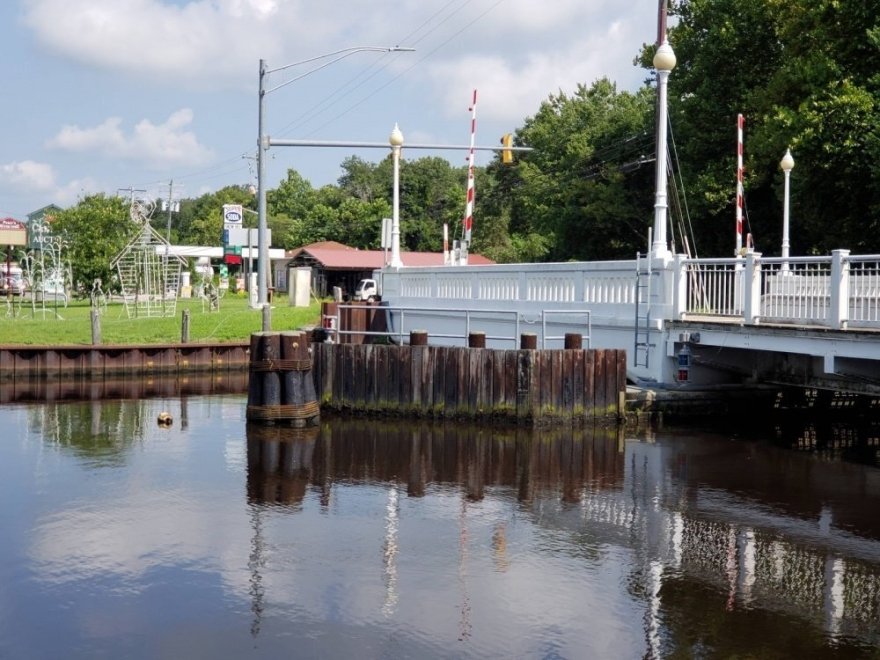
0, 293, 323, 346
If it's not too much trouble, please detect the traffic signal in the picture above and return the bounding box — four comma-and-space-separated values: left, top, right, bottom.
500, 133, 513, 164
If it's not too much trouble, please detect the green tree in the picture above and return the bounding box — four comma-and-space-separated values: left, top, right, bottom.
177, 184, 255, 246
491, 79, 655, 262
395, 156, 467, 252
660, 0, 880, 256
51, 194, 131, 292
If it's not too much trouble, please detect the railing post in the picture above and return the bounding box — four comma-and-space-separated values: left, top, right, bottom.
673, 254, 687, 319
743, 251, 762, 325
830, 249, 850, 329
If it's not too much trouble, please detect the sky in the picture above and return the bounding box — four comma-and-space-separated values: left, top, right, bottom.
0, 0, 661, 219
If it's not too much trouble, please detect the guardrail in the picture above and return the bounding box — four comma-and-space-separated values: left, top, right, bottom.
327, 304, 592, 349
680, 250, 880, 330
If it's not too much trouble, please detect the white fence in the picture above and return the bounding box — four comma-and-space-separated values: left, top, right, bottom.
383, 250, 880, 332
680, 250, 880, 330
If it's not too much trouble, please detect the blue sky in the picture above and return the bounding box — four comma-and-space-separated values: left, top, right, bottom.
0, 0, 659, 218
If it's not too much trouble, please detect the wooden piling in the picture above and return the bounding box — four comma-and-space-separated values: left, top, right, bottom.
520, 333, 537, 349
247, 330, 319, 425
308, 342, 626, 425
564, 333, 582, 350
468, 332, 486, 348
181, 309, 190, 344
410, 330, 429, 346
90, 310, 101, 345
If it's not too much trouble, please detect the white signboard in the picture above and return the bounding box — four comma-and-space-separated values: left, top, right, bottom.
380, 217, 392, 249
227, 227, 270, 248
222, 204, 243, 231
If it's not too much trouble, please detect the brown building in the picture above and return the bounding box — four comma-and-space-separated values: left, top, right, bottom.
282, 241, 494, 297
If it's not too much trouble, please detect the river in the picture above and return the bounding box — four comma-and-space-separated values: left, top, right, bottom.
0, 392, 877, 658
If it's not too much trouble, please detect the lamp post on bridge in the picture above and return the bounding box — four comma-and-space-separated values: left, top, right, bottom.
389, 124, 404, 268
256, 46, 414, 306
780, 148, 795, 273
651, 40, 676, 261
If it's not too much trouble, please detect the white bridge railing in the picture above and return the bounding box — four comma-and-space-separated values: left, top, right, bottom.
679, 250, 880, 330
381, 250, 880, 332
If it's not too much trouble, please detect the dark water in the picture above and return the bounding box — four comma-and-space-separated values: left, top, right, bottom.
0, 396, 878, 659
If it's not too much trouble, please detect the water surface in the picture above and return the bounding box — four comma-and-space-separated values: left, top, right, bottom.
0, 396, 878, 658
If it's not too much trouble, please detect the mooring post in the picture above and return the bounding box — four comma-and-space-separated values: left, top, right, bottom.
181, 309, 190, 344
410, 330, 429, 346
468, 331, 486, 348
262, 304, 271, 332
520, 333, 537, 350
90, 310, 101, 345
564, 333, 582, 349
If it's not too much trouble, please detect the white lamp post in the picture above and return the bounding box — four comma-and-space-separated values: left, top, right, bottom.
780, 148, 794, 273
652, 40, 676, 261
256, 46, 414, 305
389, 124, 404, 268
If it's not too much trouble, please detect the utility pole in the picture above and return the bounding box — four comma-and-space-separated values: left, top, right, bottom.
166, 179, 174, 245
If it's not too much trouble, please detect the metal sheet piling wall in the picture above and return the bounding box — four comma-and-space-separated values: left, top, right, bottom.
311, 342, 626, 424
0, 342, 249, 379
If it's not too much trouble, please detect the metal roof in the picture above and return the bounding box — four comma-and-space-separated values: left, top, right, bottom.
287, 243, 494, 270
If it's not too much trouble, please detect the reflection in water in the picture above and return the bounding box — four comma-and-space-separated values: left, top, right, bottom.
246, 421, 626, 507
771, 414, 880, 468
1, 371, 248, 404
28, 400, 150, 466
2, 397, 879, 659
245, 419, 880, 656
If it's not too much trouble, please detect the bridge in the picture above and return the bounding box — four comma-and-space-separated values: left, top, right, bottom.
373, 249, 880, 395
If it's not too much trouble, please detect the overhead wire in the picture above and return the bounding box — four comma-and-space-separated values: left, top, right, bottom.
667, 116, 697, 257
274, 0, 472, 139
127, 0, 503, 202
302, 0, 507, 138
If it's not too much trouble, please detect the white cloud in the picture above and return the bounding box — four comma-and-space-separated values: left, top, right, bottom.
47, 109, 214, 169
21, 0, 656, 92
0, 160, 57, 191
0, 161, 102, 209
21, 0, 332, 88
424, 9, 654, 124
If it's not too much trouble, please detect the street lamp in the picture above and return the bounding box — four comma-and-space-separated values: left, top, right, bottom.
652, 40, 676, 261
780, 148, 795, 272
389, 124, 404, 268
256, 46, 415, 306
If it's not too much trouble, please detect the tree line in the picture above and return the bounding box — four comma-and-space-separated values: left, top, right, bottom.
48, 0, 880, 292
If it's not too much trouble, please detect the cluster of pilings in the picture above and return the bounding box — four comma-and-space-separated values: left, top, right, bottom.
246, 331, 320, 426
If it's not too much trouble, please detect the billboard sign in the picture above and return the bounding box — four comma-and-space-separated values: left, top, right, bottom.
0, 217, 27, 246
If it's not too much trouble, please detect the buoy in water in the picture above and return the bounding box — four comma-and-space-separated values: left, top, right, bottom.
157, 412, 173, 426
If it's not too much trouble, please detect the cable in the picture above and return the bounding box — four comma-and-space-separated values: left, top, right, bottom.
303, 0, 507, 138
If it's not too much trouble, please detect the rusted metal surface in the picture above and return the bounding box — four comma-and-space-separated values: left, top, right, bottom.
311, 342, 626, 424
0, 342, 250, 379
0, 371, 248, 404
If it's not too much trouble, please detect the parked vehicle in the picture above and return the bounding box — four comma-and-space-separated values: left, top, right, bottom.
353, 278, 380, 301
0, 265, 25, 296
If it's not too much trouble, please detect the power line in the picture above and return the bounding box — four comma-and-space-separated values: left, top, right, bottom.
303, 0, 507, 138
